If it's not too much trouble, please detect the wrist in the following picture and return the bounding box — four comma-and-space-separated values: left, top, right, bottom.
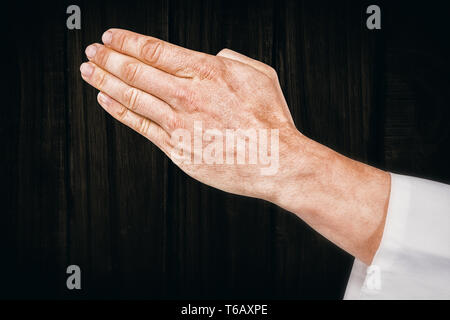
270, 132, 391, 264
269, 133, 334, 213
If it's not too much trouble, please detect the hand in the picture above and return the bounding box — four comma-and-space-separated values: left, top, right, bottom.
80, 29, 302, 202
80, 29, 390, 265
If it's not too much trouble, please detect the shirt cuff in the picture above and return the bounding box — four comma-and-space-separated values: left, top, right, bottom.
344, 173, 450, 299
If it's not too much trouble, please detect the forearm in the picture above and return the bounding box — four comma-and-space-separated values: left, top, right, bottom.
270, 133, 391, 265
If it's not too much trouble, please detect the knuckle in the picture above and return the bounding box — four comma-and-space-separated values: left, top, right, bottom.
96, 47, 110, 66
117, 105, 128, 120
95, 71, 107, 89
161, 134, 172, 150
174, 86, 197, 109
116, 31, 127, 51
140, 39, 163, 65
265, 66, 278, 80
123, 62, 141, 83
216, 48, 231, 57
124, 87, 140, 111
165, 114, 182, 131
197, 57, 225, 80
137, 117, 151, 134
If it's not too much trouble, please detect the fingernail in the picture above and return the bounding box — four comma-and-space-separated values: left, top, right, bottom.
102, 31, 112, 45
80, 63, 94, 77
98, 92, 111, 105
85, 45, 97, 59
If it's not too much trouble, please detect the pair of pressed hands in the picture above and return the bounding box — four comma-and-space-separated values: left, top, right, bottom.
80, 29, 390, 265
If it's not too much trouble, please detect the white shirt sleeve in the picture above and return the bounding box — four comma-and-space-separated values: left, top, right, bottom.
344, 173, 450, 300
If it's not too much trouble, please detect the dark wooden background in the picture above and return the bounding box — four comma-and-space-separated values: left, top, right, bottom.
1, 0, 449, 299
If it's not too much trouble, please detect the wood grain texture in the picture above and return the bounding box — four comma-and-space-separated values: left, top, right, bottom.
1, 0, 449, 299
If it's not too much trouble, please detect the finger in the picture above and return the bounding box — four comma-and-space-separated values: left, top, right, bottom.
85, 44, 186, 107
101, 28, 215, 79
97, 92, 172, 154
217, 48, 277, 79
80, 62, 179, 132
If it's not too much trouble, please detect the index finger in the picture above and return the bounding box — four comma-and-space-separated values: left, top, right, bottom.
102, 28, 214, 79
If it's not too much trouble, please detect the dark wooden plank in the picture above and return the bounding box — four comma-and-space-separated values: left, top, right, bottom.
167, 0, 278, 299
217, 0, 276, 299
0, 3, 22, 298
12, 2, 69, 297
382, 2, 450, 184
71, 0, 169, 298
64, 0, 115, 297
166, 0, 227, 299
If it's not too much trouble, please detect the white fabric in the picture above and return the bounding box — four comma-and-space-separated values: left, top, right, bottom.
344, 173, 450, 300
